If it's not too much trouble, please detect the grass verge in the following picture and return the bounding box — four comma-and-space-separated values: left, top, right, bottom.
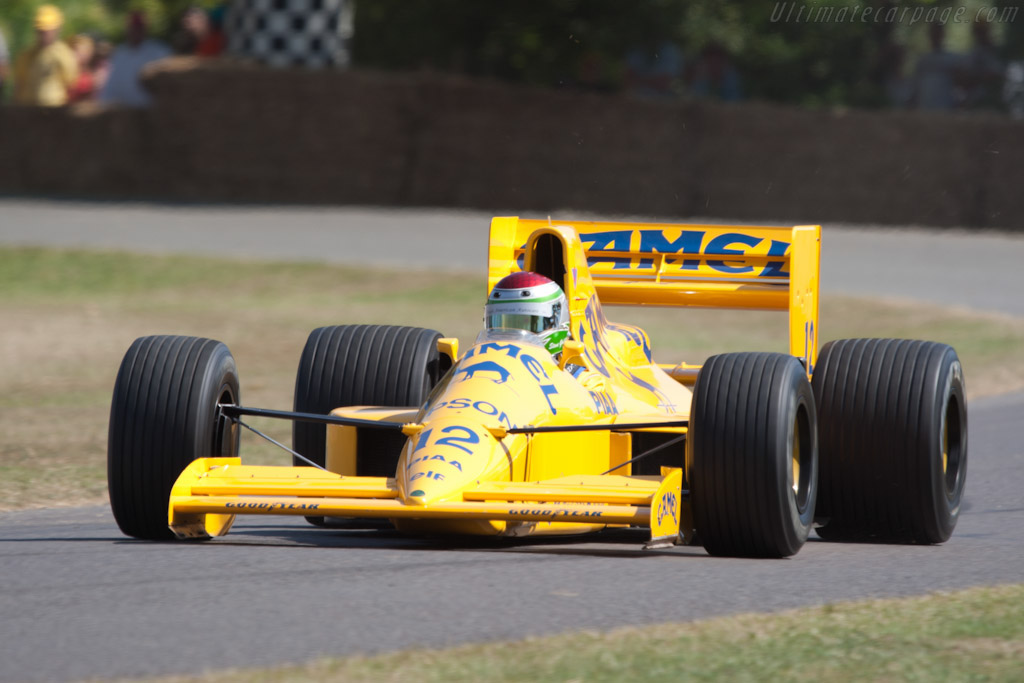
3, 246, 1024, 510
123, 583, 1024, 682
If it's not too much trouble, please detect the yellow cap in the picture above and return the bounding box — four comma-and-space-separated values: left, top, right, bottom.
35, 5, 64, 31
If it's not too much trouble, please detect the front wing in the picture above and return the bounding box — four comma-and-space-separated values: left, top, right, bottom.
168, 458, 686, 548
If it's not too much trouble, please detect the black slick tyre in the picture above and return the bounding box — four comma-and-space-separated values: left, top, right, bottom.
293, 325, 444, 524
688, 352, 818, 558
108, 336, 240, 541
812, 339, 967, 544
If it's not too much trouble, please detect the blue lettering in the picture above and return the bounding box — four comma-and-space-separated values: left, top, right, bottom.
760, 239, 791, 277
472, 401, 512, 429
407, 454, 463, 472
473, 400, 497, 416
410, 471, 446, 482
638, 229, 704, 270
521, 354, 549, 381
455, 360, 511, 384
581, 230, 633, 269
578, 228, 792, 279
507, 508, 603, 518
657, 492, 678, 526
706, 233, 763, 274
540, 384, 559, 415
610, 324, 640, 346
414, 428, 434, 451
617, 367, 675, 412
428, 400, 512, 429
582, 302, 610, 377
477, 343, 521, 359
588, 390, 618, 415
435, 425, 480, 455
223, 502, 319, 510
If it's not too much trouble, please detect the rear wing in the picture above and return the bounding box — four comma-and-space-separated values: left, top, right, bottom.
488, 217, 821, 371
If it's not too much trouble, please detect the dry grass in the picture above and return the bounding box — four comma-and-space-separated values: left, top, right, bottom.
116, 583, 1024, 682
2, 247, 1023, 511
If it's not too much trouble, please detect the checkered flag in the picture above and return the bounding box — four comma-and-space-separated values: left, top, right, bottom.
226, 0, 353, 68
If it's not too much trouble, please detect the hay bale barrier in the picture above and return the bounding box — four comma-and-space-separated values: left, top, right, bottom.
1, 58, 1021, 230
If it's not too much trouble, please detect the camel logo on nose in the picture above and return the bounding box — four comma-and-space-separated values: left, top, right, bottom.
455, 361, 511, 384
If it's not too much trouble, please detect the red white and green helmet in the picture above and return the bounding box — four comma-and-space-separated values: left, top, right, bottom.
485, 272, 570, 355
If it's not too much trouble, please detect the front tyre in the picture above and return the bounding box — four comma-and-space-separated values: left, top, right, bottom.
812, 339, 967, 543
293, 325, 444, 525
688, 353, 818, 558
293, 324, 445, 468
108, 336, 240, 540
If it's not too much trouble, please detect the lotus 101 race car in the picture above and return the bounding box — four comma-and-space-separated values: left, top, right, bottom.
108, 217, 967, 558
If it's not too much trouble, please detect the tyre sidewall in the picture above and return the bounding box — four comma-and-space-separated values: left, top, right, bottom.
771, 362, 818, 552
925, 351, 967, 542
189, 344, 240, 462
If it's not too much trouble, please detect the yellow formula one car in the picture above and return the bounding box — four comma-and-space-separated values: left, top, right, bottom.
108, 218, 968, 558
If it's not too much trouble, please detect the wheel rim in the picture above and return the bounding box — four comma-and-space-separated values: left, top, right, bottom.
942, 395, 964, 499
214, 384, 239, 457
942, 419, 948, 476
791, 404, 812, 511
792, 430, 801, 496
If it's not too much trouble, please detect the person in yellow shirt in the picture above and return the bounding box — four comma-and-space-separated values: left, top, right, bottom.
13, 5, 78, 106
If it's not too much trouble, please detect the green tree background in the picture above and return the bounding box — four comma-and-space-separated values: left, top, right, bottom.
2, 0, 1022, 107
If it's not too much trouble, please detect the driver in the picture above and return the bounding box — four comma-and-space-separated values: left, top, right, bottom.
486, 271, 608, 392
485, 272, 570, 358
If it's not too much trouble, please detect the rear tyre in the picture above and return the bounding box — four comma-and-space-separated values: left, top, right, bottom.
293, 325, 444, 525
812, 339, 967, 544
688, 353, 818, 558
108, 336, 240, 541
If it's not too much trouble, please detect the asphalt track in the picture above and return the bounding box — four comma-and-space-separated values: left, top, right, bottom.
1, 200, 1023, 681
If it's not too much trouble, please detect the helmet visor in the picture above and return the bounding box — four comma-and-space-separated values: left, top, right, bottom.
486, 313, 551, 334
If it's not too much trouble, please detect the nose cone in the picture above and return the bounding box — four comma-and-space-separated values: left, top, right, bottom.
400, 419, 503, 506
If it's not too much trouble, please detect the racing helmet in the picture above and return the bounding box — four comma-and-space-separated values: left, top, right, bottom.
485, 272, 570, 355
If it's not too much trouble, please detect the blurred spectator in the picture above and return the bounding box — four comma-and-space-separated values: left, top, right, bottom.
203, 5, 228, 57
12, 5, 78, 107
99, 11, 172, 107
882, 46, 911, 108
175, 5, 226, 57
871, 19, 911, 108
689, 42, 742, 102
172, 6, 200, 54
623, 40, 684, 98
91, 40, 113, 95
1005, 60, 1024, 119
67, 35, 97, 103
910, 24, 965, 111
965, 21, 1004, 109
0, 25, 9, 100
